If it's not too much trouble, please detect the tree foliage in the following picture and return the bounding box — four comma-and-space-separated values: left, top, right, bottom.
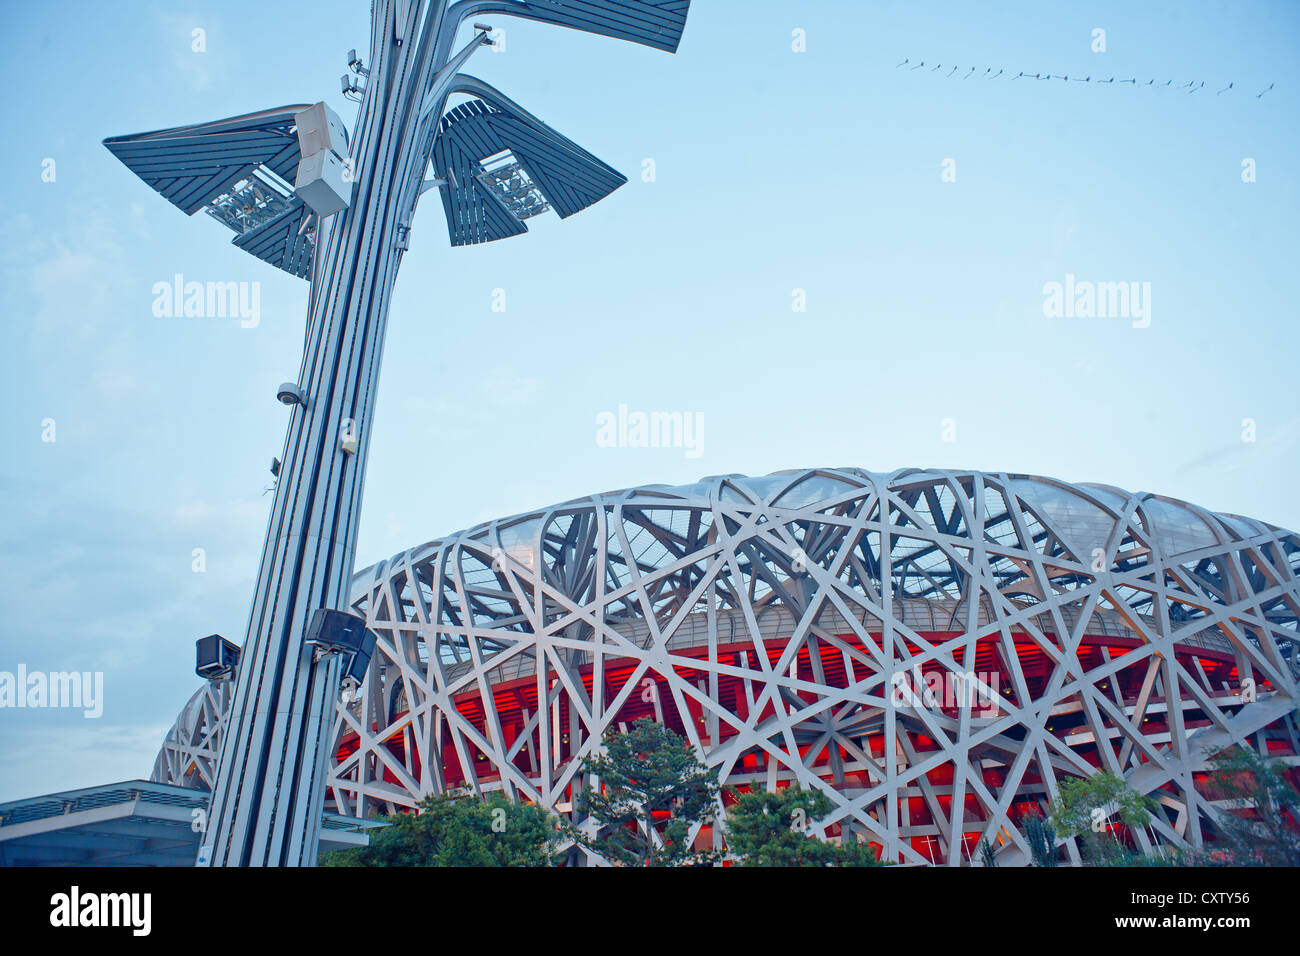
321, 790, 560, 867
572, 718, 720, 866
724, 785, 883, 866
1022, 809, 1058, 867
1200, 743, 1300, 866
1026, 745, 1300, 868
978, 837, 998, 868
1044, 771, 1158, 865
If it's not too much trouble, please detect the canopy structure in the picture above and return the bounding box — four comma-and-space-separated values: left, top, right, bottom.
434, 78, 627, 245
104, 107, 317, 278
464, 0, 690, 53
0, 781, 373, 866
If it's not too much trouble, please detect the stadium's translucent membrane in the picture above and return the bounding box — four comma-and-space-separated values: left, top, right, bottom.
156, 468, 1300, 865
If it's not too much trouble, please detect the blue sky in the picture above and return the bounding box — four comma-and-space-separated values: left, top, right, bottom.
1, 0, 1297, 800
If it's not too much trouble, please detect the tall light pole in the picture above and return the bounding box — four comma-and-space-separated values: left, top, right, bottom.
105, 0, 690, 866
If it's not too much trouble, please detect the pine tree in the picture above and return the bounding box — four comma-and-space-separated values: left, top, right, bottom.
724, 785, 884, 866
572, 718, 720, 866
321, 790, 559, 866
1023, 810, 1058, 867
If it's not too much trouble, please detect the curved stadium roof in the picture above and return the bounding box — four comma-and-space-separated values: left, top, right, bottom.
158, 468, 1300, 865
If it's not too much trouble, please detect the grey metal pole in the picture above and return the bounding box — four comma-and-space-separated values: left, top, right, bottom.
201, 1, 485, 866
105, 0, 690, 867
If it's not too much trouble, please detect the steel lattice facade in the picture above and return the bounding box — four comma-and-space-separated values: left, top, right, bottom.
156, 468, 1300, 865
153, 680, 232, 794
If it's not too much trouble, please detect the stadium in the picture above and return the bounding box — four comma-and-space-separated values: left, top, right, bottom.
151, 467, 1300, 866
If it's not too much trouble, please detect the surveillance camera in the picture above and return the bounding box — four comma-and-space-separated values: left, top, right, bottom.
340, 676, 361, 705
276, 382, 308, 408
473, 22, 493, 32
270, 457, 281, 477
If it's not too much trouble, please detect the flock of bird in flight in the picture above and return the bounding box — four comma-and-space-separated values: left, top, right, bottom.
895, 59, 1274, 98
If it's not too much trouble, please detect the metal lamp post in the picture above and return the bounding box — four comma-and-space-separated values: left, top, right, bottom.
105, 0, 690, 866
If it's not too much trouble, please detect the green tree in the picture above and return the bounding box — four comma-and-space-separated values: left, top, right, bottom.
1201, 743, 1300, 866
1047, 771, 1157, 865
322, 790, 560, 866
1022, 809, 1059, 867
572, 718, 720, 866
978, 837, 998, 868
724, 785, 883, 866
